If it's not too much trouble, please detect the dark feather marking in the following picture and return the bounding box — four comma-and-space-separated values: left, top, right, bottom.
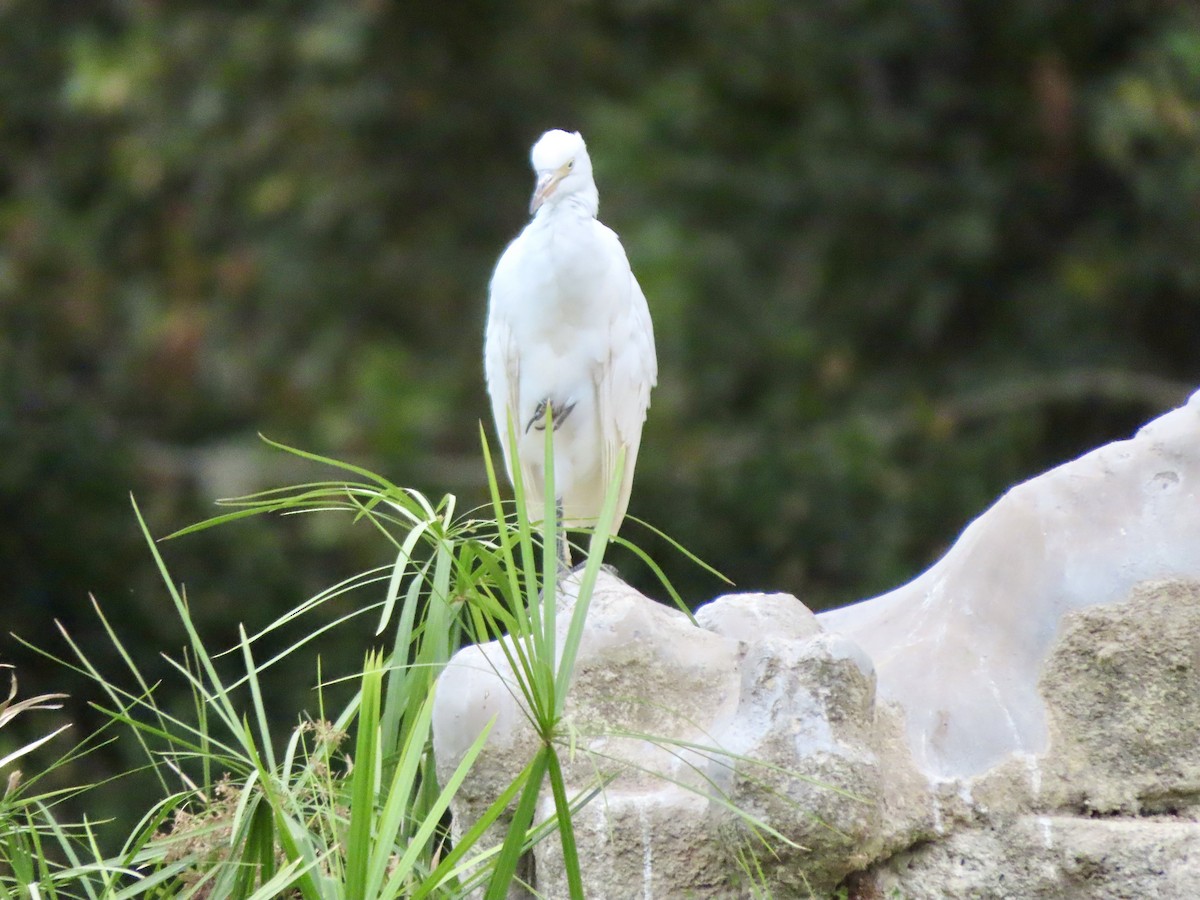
525, 398, 577, 434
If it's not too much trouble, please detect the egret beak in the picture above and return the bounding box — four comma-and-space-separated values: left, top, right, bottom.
530, 165, 568, 214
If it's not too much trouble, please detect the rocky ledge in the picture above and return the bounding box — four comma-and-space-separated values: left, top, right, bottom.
434, 388, 1200, 898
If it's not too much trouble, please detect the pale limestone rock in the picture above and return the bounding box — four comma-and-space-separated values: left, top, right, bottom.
434, 574, 908, 898
534, 788, 727, 899
858, 815, 1200, 900
695, 590, 822, 643
1036, 579, 1200, 816
856, 577, 1200, 897
433, 388, 1200, 897
819, 388, 1200, 780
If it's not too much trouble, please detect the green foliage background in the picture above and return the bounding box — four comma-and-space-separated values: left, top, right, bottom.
2, 0, 1198, 829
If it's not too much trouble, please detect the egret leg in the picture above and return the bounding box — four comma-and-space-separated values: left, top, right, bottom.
555, 499, 572, 571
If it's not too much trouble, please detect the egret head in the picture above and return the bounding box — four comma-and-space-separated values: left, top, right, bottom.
529, 129, 597, 216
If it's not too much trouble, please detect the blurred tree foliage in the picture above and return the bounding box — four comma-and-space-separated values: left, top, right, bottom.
2, 0, 1198, 826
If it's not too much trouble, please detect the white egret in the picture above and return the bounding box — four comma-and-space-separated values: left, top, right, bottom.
484, 129, 657, 564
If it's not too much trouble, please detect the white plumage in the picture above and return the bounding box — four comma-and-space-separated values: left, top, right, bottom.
484, 129, 657, 554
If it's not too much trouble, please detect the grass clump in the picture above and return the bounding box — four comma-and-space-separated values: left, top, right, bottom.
2, 431, 792, 898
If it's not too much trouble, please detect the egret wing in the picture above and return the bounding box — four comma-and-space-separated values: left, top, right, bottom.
483, 244, 525, 490
593, 225, 658, 533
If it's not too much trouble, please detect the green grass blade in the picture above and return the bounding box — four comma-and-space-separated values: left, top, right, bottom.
257, 434, 402, 493
130, 498, 250, 755
544, 749, 583, 898
378, 705, 498, 897
553, 447, 625, 713
237, 625, 277, 774
345, 651, 384, 900
410, 752, 538, 900
483, 747, 549, 900
622, 513, 734, 585
376, 520, 432, 635
365, 691, 435, 895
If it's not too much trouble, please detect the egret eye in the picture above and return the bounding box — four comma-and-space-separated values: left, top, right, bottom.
567, 160, 575, 169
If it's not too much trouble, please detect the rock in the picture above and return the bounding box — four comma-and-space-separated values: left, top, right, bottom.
854, 577, 1200, 898
533, 788, 725, 900
432, 571, 745, 896
432, 388, 1200, 897
819, 388, 1200, 780
434, 574, 915, 897
695, 590, 822, 643
855, 815, 1200, 900
1037, 580, 1200, 817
